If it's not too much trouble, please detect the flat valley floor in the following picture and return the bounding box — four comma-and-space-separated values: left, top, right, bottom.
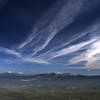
0, 76, 100, 100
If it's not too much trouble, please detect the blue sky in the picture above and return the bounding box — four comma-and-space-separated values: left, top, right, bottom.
0, 0, 100, 75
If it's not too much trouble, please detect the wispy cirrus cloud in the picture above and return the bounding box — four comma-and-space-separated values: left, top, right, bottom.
18, 32, 37, 49
17, 0, 84, 57
37, 32, 90, 58
1, 0, 100, 70
42, 38, 96, 60
0, 47, 21, 58
0, 47, 49, 64
69, 37, 100, 69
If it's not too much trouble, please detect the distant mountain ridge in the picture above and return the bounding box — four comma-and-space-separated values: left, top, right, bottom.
33, 72, 87, 80
0, 72, 99, 79
0, 72, 24, 77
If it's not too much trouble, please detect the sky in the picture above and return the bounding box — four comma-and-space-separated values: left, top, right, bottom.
0, 0, 100, 75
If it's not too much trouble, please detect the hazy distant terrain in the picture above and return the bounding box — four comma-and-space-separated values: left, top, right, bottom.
0, 73, 100, 100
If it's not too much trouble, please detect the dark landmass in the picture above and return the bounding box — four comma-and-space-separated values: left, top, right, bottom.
0, 72, 100, 78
